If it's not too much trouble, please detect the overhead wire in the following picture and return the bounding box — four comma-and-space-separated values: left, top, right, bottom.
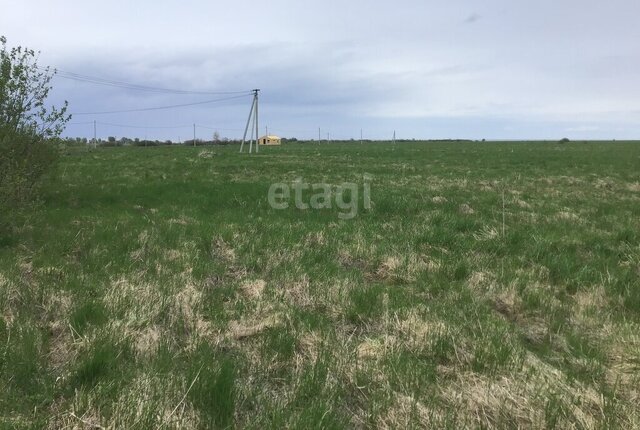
40, 65, 251, 95
196, 124, 245, 132
40, 65, 260, 136
71, 94, 251, 115
67, 121, 246, 135
97, 121, 192, 129
66, 121, 96, 126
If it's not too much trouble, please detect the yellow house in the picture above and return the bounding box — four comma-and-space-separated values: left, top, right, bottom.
258, 135, 281, 146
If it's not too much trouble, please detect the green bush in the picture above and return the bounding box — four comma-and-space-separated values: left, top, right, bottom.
0, 127, 58, 210
0, 36, 69, 218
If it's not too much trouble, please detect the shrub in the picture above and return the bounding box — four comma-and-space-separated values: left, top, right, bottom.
0, 127, 58, 209
0, 36, 69, 216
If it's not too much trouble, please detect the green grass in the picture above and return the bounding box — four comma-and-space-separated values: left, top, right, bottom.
1, 141, 640, 428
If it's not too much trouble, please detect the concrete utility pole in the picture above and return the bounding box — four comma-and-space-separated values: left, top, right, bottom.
360, 128, 363, 145
240, 89, 260, 154
318, 127, 321, 143
393, 130, 396, 144
240, 96, 256, 153
193, 124, 196, 146
249, 107, 256, 153
93, 120, 97, 148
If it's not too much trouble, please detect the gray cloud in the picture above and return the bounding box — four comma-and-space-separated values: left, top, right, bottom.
464, 13, 481, 24
2, 0, 640, 140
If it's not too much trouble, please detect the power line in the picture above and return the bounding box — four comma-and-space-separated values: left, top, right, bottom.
97, 121, 193, 129
270, 126, 320, 134
71, 94, 251, 115
66, 120, 246, 133
98, 122, 245, 132
196, 124, 246, 132
66, 121, 96, 126
70, 121, 322, 137
41, 66, 252, 95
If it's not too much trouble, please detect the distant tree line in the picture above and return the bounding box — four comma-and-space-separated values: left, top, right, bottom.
61, 136, 242, 147
62, 136, 301, 147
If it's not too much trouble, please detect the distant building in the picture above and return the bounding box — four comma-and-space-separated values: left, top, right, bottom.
258, 135, 281, 146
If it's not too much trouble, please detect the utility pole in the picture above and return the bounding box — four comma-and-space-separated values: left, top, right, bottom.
249, 108, 256, 153
193, 124, 196, 146
93, 120, 97, 148
327, 132, 330, 144
254, 89, 259, 153
240, 89, 260, 154
240, 96, 256, 153
318, 127, 321, 143
360, 128, 363, 145
393, 130, 396, 144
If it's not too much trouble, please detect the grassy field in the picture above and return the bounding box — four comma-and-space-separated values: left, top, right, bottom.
1, 141, 639, 428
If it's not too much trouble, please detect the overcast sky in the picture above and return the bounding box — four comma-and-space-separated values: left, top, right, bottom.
2, 0, 640, 140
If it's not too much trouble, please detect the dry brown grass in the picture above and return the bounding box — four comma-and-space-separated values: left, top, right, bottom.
134, 325, 162, 359
393, 309, 446, 349
167, 216, 192, 226
375, 256, 401, 280
466, 272, 551, 346
298, 330, 323, 363
227, 312, 284, 340
210, 236, 236, 263
604, 325, 640, 405
337, 249, 369, 271
102, 273, 216, 354
305, 230, 327, 247
459, 203, 475, 214
240, 279, 266, 300
280, 274, 313, 308
356, 335, 397, 361
556, 210, 582, 223
442, 353, 605, 428
570, 286, 609, 330
48, 374, 201, 429
42, 291, 77, 375
473, 226, 499, 241
626, 182, 640, 192
197, 150, 215, 159
514, 198, 532, 209
378, 393, 445, 429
